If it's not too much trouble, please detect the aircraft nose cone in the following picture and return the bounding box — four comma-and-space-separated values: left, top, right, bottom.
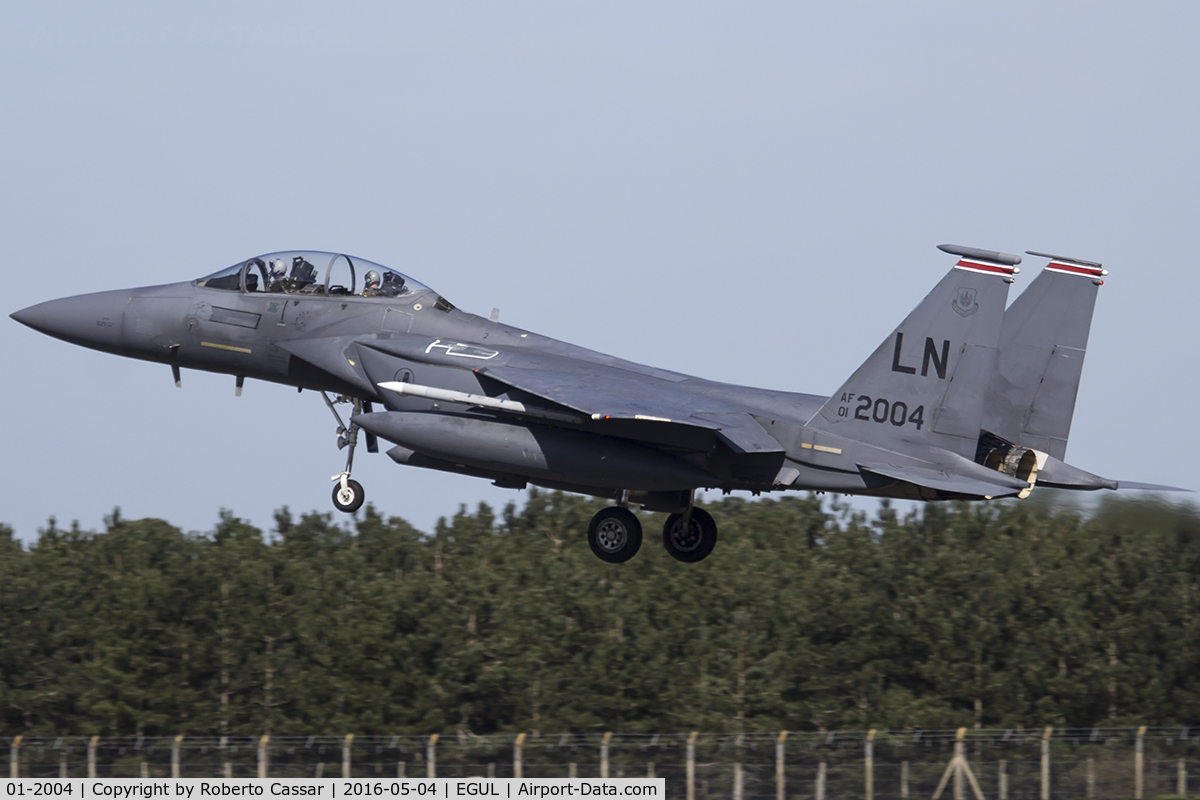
10, 290, 133, 351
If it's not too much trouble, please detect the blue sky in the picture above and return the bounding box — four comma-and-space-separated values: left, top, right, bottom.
2, 2, 1197, 539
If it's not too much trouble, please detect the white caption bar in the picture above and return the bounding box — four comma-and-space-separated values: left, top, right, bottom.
2, 779, 664, 799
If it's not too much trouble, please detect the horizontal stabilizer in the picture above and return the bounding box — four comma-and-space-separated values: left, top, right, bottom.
858, 461, 1029, 498
1029, 456, 1190, 493
1035, 455, 1115, 490
1115, 480, 1192, 493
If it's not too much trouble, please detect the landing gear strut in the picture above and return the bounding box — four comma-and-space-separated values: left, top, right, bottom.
662, 506, 718, 562
323, 392, 367, 514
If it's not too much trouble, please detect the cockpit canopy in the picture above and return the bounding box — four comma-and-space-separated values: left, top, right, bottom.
196, 251, 439, 302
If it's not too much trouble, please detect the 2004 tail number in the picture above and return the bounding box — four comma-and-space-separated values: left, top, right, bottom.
837, 393, 925, 430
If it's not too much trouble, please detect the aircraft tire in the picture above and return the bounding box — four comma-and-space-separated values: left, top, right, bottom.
332, 479, 366, 514
587, 507, 643, 563
662, 508, 717, 562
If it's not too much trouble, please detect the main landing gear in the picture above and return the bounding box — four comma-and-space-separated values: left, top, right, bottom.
662, 507, 718, 562
584, 493, 718, 564
587, 507, 643, 563
322, 392, 376, 514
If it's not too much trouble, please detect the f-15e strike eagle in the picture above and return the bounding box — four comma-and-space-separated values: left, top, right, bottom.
11, 244, 1182, 563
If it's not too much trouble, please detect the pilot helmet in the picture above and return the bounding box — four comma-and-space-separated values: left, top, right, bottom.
364, 270, 381, 289
269, 258, 287, 278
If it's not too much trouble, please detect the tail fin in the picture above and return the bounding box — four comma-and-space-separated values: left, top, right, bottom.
982, 252, 1105, 461
808, 244, 1018, 459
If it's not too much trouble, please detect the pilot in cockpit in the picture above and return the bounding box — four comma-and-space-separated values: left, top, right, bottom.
268, 258, 288, 292
363, 270, 382, 295
362, 270, 406, 298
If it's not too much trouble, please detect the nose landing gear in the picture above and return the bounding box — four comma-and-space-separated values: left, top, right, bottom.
332, 477, 365, 513
323, 392, 370, 513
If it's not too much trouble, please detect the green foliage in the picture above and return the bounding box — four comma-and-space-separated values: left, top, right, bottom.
0, 493, 1198, 736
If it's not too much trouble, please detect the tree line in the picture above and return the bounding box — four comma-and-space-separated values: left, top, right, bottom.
1, 492, 1198, 737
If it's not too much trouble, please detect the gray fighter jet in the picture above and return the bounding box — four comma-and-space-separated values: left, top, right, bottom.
10, 245, 1183, 563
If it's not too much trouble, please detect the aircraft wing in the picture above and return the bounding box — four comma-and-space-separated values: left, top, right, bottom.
475, 364, 693, 419
479, 364, 785, 454
362, 336, 785, 455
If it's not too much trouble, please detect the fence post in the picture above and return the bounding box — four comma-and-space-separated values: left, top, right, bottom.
60, 748, 67, 778
865, 729, 875, 800
172, 735, 183, 778
88, 736, 98, 779
954, 729, 964, 800
733, 762, 743, 800
999, 760, 1007, 800
1179, 757, 1188, 796
1135, 726, 1145, 800
343, 734, 354, 779
1041, 727, 1052, 800
901, 760, 909, 799
427, 734, 438, 779
686, 732, 698, 800
776, 731, 788, 800
10, 735, 20, 779
514, 733, 526, 780
602, 732, 613, 780
1086, 756, 1095, 798
258, 735, 269, 779
220, 735, 230, 778
815, 759, 827, 800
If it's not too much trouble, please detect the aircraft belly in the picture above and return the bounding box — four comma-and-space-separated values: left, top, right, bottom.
355, 411, 718, 491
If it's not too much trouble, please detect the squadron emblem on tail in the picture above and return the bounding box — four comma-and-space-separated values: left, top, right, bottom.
952, 287, 979, 317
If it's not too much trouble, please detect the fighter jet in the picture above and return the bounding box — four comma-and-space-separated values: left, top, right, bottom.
9, 245, 1183, 564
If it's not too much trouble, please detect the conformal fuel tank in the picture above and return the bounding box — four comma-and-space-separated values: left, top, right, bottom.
352, 411, 715, 491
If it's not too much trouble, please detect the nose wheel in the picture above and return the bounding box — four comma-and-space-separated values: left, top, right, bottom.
322, 392, 372, 514
332, 478, 365, 513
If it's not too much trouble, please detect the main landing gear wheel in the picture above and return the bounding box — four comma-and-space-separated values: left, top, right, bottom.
332, 478, 365, 513
662, 508, 718, 562
587, 507, 643, 563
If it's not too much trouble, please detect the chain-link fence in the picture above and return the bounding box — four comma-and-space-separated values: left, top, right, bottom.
8, 728, 1200, 798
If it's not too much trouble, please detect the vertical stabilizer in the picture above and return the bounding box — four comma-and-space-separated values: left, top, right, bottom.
808, 245, 1017, 459
983, 253, 1106, 460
